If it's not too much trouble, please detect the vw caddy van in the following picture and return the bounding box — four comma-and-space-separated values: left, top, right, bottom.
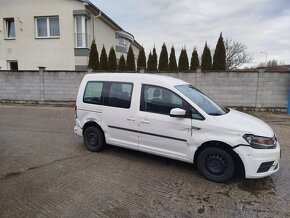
74, 73, 280, 182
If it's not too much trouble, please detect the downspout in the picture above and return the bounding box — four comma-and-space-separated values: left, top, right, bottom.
93, 12, 102, 40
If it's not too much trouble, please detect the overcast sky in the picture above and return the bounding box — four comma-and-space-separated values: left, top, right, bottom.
91, 0, 290, 67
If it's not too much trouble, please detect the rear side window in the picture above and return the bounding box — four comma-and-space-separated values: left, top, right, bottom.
104, 82, 133, 109
83, 81, 104, 104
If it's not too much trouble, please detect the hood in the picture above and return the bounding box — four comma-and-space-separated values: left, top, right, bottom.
213, 109, 274, 137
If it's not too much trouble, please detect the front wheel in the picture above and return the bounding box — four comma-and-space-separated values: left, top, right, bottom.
83, 126, 105, 152
197, 147, 235, 183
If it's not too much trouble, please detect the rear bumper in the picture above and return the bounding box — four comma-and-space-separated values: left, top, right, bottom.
234, 142, 280, 179
74, 126, 82, 136
74, 120, 82, 136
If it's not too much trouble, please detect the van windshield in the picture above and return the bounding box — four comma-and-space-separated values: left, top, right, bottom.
175, 84, 228, 116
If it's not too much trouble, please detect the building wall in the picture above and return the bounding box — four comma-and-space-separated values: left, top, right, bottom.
94, 18, 116, 55
1, 70, 289, 109
0, 0, 85, 70
0, 0, 140, 71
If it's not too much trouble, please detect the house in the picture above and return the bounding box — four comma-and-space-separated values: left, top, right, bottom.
0, 0, 141, 71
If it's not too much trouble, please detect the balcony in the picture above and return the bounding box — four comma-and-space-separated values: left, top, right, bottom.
74, 33, 92, 48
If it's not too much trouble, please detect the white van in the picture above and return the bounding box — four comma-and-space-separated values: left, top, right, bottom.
74, 73, 280, 182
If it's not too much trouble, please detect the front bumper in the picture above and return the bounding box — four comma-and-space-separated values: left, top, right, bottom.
234, 141, 280, 179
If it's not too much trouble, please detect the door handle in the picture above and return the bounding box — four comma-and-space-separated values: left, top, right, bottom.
191, 126, 201, 130
140, 119, 150, 124
127, 117, 135, 121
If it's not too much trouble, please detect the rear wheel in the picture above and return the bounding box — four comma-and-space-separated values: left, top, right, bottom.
83, 126, 105, 152
197, 147, 235, 183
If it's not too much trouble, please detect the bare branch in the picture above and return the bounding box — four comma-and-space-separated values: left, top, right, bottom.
225, 38, 252, 70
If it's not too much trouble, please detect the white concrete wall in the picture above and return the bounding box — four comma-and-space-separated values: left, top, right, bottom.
0, 70, 289, 110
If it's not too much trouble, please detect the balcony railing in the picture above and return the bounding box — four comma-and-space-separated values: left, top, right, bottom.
74, 33, 92, 48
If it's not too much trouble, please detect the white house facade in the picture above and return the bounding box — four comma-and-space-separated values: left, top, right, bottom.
0, 0, 141, 70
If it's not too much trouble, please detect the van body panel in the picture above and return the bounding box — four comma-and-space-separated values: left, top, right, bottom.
213, 109, 274, 137
102, 105, 139, 149
138, 111, 192, 161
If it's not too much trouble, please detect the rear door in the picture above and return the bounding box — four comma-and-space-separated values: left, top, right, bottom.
101, 81, 139, 149
78, 81, 104, 126
138, 84, 192, 161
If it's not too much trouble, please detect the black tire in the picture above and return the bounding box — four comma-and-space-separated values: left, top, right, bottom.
83, 126, 105, 152
197, 147, 235, 183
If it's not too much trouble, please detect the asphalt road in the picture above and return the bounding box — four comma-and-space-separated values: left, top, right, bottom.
0, 105, 289, 218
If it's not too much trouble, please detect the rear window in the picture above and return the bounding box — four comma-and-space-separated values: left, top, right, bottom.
83, 81, 133, 109
105, 82, 133, 109
83, 81, 104, 105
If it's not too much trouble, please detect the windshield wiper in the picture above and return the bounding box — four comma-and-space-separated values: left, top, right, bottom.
208, 112, 224, 116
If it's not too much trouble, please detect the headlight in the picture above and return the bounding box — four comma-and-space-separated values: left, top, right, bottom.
243, 134, 277, 149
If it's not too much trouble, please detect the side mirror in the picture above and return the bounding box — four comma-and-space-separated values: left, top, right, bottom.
170, 108, 186, 118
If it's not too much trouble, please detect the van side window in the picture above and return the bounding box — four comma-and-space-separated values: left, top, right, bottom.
105, 82, 133, 109
83, 81, 104, 105
141, 85, 186, 115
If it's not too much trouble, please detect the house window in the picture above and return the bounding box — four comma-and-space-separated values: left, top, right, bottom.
74, 16, 87, 48
7, 61, 18, 71
35, 16, 60, 38
119, 37, 129, 46
4, 18, 16, 39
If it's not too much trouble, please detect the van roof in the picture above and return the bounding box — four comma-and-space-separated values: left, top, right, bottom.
84, 73, 189, 87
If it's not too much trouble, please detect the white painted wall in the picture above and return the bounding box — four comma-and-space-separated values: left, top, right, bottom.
0, 0, 141, 70
0, 0, 85, 70
93, 18, 116, 55
132, 44, 140, 62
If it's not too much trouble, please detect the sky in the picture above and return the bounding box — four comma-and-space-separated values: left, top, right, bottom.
91, 0, 290, 67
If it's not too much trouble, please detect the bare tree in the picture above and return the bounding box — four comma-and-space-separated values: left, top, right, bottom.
267, 59, 278, 67
225, 38, 252, 70
257, 59, 278, 68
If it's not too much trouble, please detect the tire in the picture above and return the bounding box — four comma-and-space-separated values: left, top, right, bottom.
83, 126, 105, 152
197, 147, 235, 183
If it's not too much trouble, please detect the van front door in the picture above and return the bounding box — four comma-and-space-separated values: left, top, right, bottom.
138, 85, 192, 161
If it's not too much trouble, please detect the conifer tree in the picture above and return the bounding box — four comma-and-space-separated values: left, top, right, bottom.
118, 54, 126, 71
147, 52, 153, 71
178, 48, 189, 72
158, 43, 168, 71
99, 45, 108, 71
126, 46, 136, 71
152, 47, 158, 71
201, 42, 212, 71
88, 40, 99, 70
137, 47, 146, 71
108, 47, 117, 71
168, 46, 178, 71
212, 33, 226, 70
190, 48, 200, 71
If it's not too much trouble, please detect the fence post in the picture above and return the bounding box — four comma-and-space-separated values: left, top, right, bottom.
38, 66, 46, 102
255, 67, 265, 108
195, 67, 202, 88
139, 67, 145, 74
287, 87, 290, 114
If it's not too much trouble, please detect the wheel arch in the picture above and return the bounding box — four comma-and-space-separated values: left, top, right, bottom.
83, 121, 105, 140
194, 140, 245, 177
